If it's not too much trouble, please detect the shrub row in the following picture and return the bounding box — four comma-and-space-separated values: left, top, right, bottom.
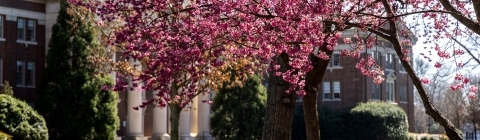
292, 101, 409, 140
0, 94, 48, 140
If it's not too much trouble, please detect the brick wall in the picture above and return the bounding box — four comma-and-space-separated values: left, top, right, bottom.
0, 3, 46, 103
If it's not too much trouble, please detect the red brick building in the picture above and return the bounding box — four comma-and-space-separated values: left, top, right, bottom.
317, 30, 416, 132
0, 0, 48, 105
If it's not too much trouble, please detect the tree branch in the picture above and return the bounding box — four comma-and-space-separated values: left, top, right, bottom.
452, 37, 480, 66
437, 0, 480, 35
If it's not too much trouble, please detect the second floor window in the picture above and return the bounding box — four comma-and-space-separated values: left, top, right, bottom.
386, 82, 395, 102
333, 81, 341, 99
323, 82, 331, 100
322, 81, 341, 100
386, 53, 394, 70
331, 54, 340, 66
0, 58, 2, 85
26, 62, 35, 86
399, 85, 407, 103
372, 83, 381, 100
17, 18, 36, 41
17, 61, 24, 85
0, 15, 3, 38
17, 61, 35, 86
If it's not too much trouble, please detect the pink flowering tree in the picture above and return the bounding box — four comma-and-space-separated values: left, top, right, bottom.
69, 0, 479, 139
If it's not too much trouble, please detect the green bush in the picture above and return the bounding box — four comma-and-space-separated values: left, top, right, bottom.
210, 74, 266, 140
291, 101, 409, 140
345, 101, 409, 140
0, 94, 48, 140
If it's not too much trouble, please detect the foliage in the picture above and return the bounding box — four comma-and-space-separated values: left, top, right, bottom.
0, 132, 12, 140
210, 74, 266, 140
0, 94, 48, 140
345, 101, 409, 140
0, 81, 13, 96
35, 0, 119, 139
292, 103, 406, 140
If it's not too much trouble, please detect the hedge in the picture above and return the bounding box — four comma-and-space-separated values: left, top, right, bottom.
0, 94, 48, 140
292, 101, 409, 140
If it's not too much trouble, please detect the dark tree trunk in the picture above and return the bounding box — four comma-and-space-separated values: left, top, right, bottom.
303, 47, 333, 140
263, 53, 297, 140
169, 104, 181, 140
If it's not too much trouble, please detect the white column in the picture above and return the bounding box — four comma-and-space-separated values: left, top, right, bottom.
126, 82, 144, 137
196, 94, 212, 140
190, 97, 198, 136
179, 107, 191, 139
152, 91, 170, 140
45, 0, 60, 65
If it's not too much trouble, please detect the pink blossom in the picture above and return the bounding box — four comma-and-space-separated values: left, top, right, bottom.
97, 21, 104, 26
468, 93, 476, 99
470, 85, 478, 93
463, 78, 470, 84
434, 62, 442, 68
420, 78, 430, 84
343, 38, 352, 44
454, 73, 463, 81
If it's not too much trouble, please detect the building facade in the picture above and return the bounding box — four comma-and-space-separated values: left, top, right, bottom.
316, 30, 416, 132
0, 0, 48, 105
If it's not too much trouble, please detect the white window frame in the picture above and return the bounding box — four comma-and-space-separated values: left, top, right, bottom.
16, 60, 35, 88
26, 61, 35, 87
17, 61, 25, 86
386, 82, 395, 102
399, 85, 407, 103
333, 81, 341, 100
0, 58, 2, 85
327, 52, 343, 71
385, 53, 394, 70
322, 82, 331, 101
0, 15, 4, 40
17, 17, 37, 45
372, 83, 381, 100
331, 53, 340, 66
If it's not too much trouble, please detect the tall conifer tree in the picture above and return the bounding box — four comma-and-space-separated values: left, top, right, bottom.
211, 73, 266, 140
35, 0, 119, 139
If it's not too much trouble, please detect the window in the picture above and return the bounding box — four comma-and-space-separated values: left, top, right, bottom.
26, 62, 35, 86
323, 81, 341, 101
16, 61, 35, 87
399, 59, 406, 71
323, 82, 331, 100
386, 53, 394, 69
386, 82, 395, 101
399, 85, 407, 103
0, 58, 2, 85
331, 54, 340, 66
17, 18, 36, 41
372, 83, 381, 100
333, 81, 341, 100
0, 15, 3, 38
370, 51, 381, 65
17, 61, 24, 85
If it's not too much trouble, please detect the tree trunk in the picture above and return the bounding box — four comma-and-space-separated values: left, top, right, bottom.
263, 53, 296, 140
170, 104, 181, 140
303, 48, 333, 140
